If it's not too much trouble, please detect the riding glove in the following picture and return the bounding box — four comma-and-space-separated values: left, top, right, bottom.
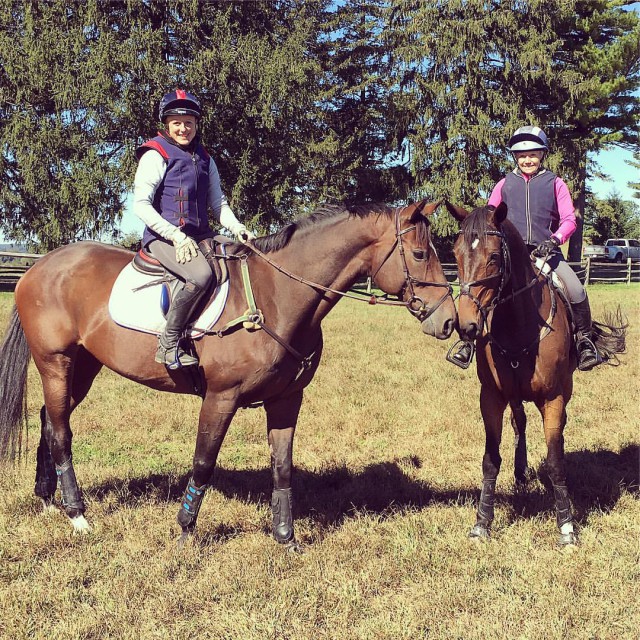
172, 230, 199, 264
235, 226, 256, 243
532, 236, 560, 258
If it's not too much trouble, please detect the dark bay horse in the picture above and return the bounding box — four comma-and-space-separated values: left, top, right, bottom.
0, 200, 456, 547
443, 201, 625, 546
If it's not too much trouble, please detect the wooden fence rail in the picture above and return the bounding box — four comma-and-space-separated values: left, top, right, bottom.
0, 251, 43, 289
584, 257, 639, 285
1, 251, 638, 292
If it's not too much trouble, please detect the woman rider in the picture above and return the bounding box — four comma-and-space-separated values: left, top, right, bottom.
133, 89, 254, 369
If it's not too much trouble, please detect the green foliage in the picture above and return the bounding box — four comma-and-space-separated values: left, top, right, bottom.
0, 1, 638, 251
584, 190, 640, 243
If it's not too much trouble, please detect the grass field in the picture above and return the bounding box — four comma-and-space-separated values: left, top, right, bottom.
0, 285, 638, 640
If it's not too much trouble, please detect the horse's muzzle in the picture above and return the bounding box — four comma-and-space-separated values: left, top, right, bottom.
419, 298, 457, 340
458, 319, 480, 341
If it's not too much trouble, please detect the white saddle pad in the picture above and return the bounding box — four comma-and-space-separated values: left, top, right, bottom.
108, 263, 229, 338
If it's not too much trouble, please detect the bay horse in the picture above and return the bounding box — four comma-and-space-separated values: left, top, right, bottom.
443, 201, 626, 546
0, 200, 456, 548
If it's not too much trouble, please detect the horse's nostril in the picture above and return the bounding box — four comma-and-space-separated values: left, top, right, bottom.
443, 318, 455, 338
461, 322, 478, 341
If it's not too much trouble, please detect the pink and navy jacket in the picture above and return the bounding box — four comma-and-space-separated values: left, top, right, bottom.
488, 169, 577, 246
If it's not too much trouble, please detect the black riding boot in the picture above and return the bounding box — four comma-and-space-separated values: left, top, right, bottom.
448, 340, 474, 368
571, 297, 601, 371
155, 281, 203, 369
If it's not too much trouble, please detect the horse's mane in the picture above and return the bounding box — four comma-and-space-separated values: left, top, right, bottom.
461, 206, 495, 248
246, 202, 418, 254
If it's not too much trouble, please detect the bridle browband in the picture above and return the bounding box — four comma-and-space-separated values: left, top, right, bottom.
457, 226, 556, 368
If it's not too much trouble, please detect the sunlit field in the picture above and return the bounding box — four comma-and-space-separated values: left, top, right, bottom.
0, 285, 637, 640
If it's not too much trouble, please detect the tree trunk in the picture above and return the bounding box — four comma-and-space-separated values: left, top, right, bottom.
568, 156, 587, 263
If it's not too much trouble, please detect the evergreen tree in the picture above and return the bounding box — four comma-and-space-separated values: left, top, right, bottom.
386, 0, 640, 258
307, 0, 410, 205
0, 0, 176, 250
628, 151, 640, 199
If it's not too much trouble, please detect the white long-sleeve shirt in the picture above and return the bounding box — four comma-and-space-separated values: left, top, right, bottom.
132, 148, 246, 242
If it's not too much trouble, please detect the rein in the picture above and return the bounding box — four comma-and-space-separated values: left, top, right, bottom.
457, 228, 556, 368
208, 207, 452, 375
244, 208, 453, 320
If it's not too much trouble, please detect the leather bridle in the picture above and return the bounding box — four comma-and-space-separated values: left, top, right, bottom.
370, 208, 453, 320
456, 229, 511, 334
456, 226, 556, 368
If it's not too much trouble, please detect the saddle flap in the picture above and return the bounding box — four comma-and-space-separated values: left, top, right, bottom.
198, 237, 229, 286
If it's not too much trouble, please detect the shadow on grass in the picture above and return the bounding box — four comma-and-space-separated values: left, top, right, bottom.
508, 444, 638, 523
85, 444, 638, 532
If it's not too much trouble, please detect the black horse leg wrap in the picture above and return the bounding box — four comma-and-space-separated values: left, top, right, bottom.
553, 483, 573, 528
477, 479, 497, 526
271, 488, 294, 544
55, 458, 85, 513
35, 436, 58, 499
177, 478, 207, 530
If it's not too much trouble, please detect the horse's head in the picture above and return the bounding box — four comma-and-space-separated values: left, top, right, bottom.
444, 201, 509, 341
370, 199, 456, 339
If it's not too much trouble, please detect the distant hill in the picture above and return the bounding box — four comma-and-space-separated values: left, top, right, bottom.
0, 243, 30, 252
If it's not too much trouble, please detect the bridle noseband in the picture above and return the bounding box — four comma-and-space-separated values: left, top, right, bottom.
370, 208, 453, 320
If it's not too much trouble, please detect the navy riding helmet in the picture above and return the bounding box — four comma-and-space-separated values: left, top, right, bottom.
159, 89, 201, 122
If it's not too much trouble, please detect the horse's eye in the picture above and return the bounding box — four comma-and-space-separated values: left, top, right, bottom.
488, 252, 500, 265
412, 249, 427, 261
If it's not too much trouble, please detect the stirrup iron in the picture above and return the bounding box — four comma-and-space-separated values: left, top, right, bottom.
446, 339, 475, 369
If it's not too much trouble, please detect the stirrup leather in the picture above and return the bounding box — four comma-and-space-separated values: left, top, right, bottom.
446, 339, 475, 369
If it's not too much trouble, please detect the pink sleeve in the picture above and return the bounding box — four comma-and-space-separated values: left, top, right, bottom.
553, 178, 577, 245
487, 179, 505, 207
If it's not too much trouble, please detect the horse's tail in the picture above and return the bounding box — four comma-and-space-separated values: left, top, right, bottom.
592, 306, 628, 366
0, 306, 31, 462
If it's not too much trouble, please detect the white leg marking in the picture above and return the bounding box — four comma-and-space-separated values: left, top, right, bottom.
70, 515, 91, 535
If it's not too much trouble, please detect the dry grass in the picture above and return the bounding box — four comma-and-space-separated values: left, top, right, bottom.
0, 285, 638, 640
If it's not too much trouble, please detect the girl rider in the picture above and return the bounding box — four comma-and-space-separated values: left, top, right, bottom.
450, 125, 600, 371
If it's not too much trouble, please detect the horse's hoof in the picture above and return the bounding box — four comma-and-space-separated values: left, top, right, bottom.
469, 524, 491, 542
177, 530, 193, 550
283, 539, 305, 554
70, 515, 91, 535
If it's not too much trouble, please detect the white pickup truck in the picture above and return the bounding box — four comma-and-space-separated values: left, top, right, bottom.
583, 238, 640, 262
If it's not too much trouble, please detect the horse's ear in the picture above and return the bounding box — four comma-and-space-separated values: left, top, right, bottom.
404, 199, 439, 222
495, 201, 508, 223
414, 199, 441, 218
442, 200, 470, 223
487, 202, 508, 225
